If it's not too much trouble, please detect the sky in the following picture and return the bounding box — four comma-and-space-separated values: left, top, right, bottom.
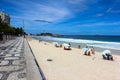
0, 0, 120, 35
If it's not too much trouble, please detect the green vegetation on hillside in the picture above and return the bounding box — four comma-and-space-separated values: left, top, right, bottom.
36, 32, 59, 36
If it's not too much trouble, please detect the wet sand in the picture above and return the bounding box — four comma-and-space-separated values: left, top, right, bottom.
27, 39, 120, 80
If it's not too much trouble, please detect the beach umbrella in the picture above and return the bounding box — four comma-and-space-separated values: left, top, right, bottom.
102, 50, 111, 55
62, 43, 70, 47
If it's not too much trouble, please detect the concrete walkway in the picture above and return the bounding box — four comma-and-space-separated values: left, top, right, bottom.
0, 37, 42, 80
24, 38, 42, 80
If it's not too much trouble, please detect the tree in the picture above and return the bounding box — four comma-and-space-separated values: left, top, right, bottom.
0, 16, 25, 37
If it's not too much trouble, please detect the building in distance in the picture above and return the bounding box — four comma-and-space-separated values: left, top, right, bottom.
0, 11, 10, 25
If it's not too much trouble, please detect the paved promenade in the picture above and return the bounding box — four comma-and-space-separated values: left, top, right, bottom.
0, 37, 42, 80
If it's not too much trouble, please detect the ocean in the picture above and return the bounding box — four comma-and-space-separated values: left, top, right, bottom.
32, 35, 120, 55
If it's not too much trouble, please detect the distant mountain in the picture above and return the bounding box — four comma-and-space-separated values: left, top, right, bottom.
36, 33, 59, 37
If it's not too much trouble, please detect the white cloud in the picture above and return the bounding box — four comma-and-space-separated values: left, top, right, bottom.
77, 21, 120, 27
68, 0, 83, 4
107, 8, 120, 13
6, 0, 71, 22
96, 13, 104, 17
107, 8, 112, 12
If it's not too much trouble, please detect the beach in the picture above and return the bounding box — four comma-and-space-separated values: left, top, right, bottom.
34, 35, 120, 55
27, 38, 120, 80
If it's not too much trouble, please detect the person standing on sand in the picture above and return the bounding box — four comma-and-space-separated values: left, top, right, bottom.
78, 45, 81, 49
69, 43, 71, 47
39, 40, 40, 43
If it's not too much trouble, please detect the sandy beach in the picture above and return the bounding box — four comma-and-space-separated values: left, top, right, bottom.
27, 38, 120, 80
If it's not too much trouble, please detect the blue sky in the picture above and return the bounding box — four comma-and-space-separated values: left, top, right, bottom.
0, 0, 120, 35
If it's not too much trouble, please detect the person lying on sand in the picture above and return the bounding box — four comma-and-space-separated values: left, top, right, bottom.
55, 44, 62, 48
53, 42, 62, 48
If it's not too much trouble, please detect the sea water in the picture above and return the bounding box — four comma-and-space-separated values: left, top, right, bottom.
33, 35, 120, 55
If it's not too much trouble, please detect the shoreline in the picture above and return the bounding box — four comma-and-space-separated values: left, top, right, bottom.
33, 37, 120, 55
27, 37, 120, 80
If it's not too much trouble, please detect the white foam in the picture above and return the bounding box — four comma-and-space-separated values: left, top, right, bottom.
37, 36, 120, 50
